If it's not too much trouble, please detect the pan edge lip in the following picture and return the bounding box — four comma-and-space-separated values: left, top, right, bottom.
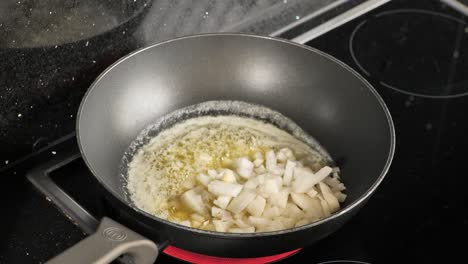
76, 33, 396, 238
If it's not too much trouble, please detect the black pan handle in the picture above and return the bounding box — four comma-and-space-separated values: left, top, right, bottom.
26, 152, 159, 264
26, 152, 99, 234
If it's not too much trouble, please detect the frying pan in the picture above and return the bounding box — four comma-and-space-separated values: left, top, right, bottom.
47, 34, 395, 264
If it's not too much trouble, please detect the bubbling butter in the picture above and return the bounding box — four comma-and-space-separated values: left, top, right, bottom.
126, 115, 330, 222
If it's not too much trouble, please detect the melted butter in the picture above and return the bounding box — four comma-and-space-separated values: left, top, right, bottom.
126, 115, 327, 225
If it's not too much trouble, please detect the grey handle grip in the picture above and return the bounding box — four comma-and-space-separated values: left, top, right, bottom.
47, 217, 158, 264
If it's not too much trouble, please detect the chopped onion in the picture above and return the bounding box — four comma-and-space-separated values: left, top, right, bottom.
248, 216, 270, 226
291, 166, 332, 193
262, 176, 282, 195
334, 191, 347, 203
262, 205, 281, 218
227, 189, 256, 214
211, 207, 232, 220
283, 160, 296, 186
219, 169, 237, 183
234, 218, 251, 228
213, 196, 232, 209
234, 157, 254, 179
246, 195, 266, 216
207, 180, 243, 197
318, 182, 340, 213
255, 165, 267, 174
254, 158, 264, 167
213, 219, 232, 232
197, 173, 211, 186
207, 169, 218, 178
269, 189, 289, 209
306, 188, 318, 198
179, 220, 191, 227
190, 213, 206, 222
180, 189, 206, 215
282, 203, 304, 220
265, 150, 277, 172
168, 147, 345, 233
276, 216, 295, 229
290, 193, 322, 216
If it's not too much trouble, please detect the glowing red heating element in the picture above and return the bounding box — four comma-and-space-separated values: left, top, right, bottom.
163, 246, 301, 264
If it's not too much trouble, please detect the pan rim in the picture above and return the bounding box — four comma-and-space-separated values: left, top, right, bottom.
76, 32, 396, 239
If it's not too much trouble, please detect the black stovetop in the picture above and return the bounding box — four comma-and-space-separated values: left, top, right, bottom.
2, 0, 468, 263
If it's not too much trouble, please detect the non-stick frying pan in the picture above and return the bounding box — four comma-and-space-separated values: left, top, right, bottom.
47, 34, 395, 264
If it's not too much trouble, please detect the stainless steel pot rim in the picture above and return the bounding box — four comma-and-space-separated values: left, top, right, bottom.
76, 33, 396, 238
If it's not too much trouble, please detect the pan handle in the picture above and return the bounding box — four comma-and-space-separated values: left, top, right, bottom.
47, 217, 158, 264
26, 151, 160, 264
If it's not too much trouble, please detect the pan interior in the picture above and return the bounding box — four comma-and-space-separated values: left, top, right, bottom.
77, 34, 393, 223
120, 100, 336, 206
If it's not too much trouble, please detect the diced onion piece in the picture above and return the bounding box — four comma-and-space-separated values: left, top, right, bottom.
248, 216, 270, 226
262, 205, 281, 218
282, 203, 304, 220
179, 220, 191, 227
234, 218, 251, 228
323, 176, 341, 189
306, 188, 318, 198
290, 193, 322, 217
244, 177, 259, 189
234, 157, 254, 179
257, 174, 265, 184
269, 167, 284, 176
276, 216, 295, 229
255, 165, 267, 174
254, 158, 264, 167
265, 150, 277, 172
213, 219, 232, 232
220, 169, 237, 183
228, 227, 255, 233
314, 166, 334, 181
200, 189, 213, 203
213, 196, 232, 209
262, 176, 282, 195
319, 199, 331, 217
180, 189, 206, 215
253, 152, 263, 160
190, 213, 205, 222
335, 183, 346, 191
277, 151, 287, 162
295, 219, 309, 228
191, 221, 202, 228
332, 167, 341, 178
212, 207, 232, 220
208, 180, 243, 197
283, 160, 296, 186
318, 182, 340, 213
227, 190, 256, 214
207, 169, 218, 179
261, 220, 285, 232
246, 195, 266, 217
233, 211, 246, 219
334, 192, 347, 203
197, 173, 211, 187
292, 166, 332, 193
280, 148, 294, 160
269, 189, 289, 209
